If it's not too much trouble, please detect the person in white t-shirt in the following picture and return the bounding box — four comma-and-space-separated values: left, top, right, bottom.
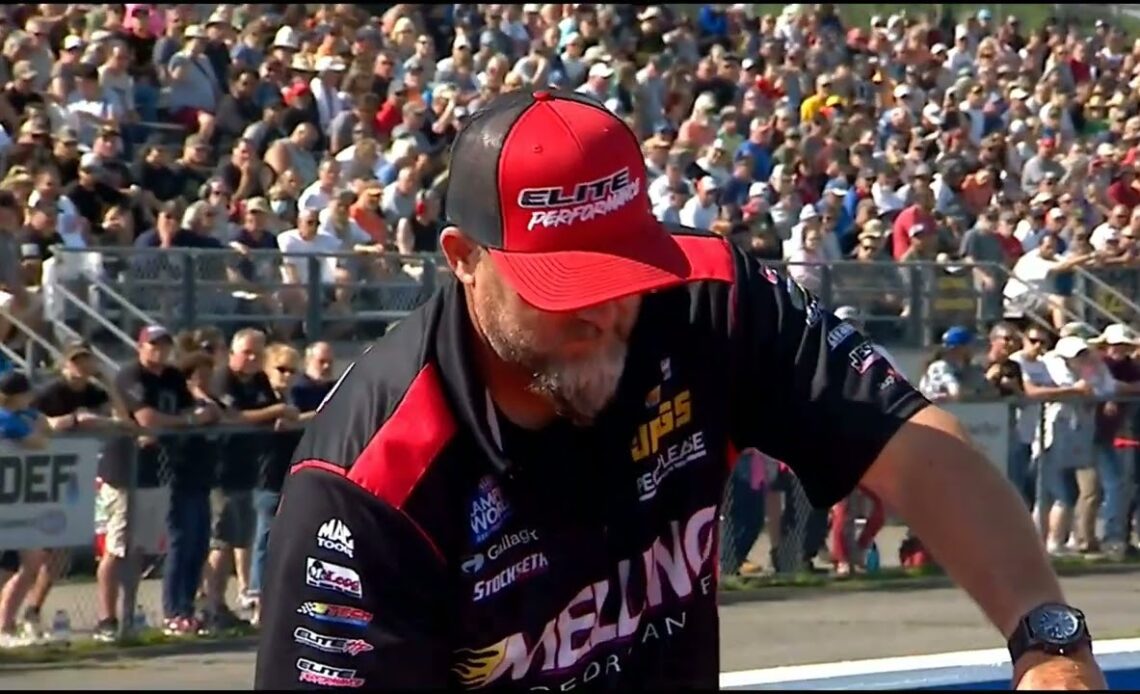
678, 176, 720, 231
1003, 233, 1091, 328
276, 208, 345, 334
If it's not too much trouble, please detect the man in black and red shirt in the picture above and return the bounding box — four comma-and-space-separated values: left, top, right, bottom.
255, 91, 1104, 690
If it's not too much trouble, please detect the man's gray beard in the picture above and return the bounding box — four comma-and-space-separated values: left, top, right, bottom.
483, 321, 628, 426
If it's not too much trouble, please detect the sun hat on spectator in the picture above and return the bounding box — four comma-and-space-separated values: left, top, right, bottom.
442, 90, 731, 312
291, 53, 316, 74
1055, 336, 1091, 360
273, 26, 300, 51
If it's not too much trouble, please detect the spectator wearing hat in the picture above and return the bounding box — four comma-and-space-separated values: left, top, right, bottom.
12, 342, 133, 641
891, 181, 938, 260
94, 326, 219, 641
918, 326, 996, 402
1037, 335, 1103, 556
166, 24, 221, 141
1089, 325, 1140, 558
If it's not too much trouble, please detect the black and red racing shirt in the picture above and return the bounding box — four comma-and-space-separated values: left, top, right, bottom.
253, 232, 928, 690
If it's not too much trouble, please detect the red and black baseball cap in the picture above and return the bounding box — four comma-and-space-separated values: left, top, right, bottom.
443, 90, 728, 312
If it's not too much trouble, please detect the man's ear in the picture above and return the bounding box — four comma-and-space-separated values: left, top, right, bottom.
439, 226, 481, 286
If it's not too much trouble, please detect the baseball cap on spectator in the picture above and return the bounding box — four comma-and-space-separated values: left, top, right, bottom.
747, 182, 767, 198
699, 175, 720, 192
56, 127, 79, 145
79, 152, 102, 171
183, 24, 206, 39
0, 371, 31, 398
138, 325, 173, 346
1093, 324, 1140, 346
941, 326, 974, 348
245, 197, 271, 214
1047, 208, 1065, 222
442, 90, 731, 312
861, 219, 886, 238
315, 56, 347, 73
63, 35, 85, 51
60, 341, 94, 363
1054, 336, 1090, 359
799, 206, 820, 222
1060, 321, 1100, 341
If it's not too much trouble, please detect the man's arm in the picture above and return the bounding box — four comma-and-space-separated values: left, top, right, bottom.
253, 464, 450, 689
861, 406, 1101, 687
724, 247, 1104, 688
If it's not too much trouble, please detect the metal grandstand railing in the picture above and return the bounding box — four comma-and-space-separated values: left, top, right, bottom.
0, 304, 62, 379
49, 247, 1140, 347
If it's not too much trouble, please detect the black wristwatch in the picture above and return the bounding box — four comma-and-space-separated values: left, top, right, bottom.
1007, 603, 1092, 664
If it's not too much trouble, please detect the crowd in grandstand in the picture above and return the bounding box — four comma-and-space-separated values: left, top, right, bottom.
1, 1, 1140, 644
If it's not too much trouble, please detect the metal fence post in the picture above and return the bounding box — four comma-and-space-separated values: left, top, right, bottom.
179, 252, 197, 331
1033, 399, 1048, 540
118, 443, 139, 640
306, 256, 323, 341
907, 265, 925, 346
819, 263, 834, 308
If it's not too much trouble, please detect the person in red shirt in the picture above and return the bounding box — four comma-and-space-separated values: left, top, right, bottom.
1106, 167, 1140, 210
891, 187, 937, 259
374, 81, 409, 139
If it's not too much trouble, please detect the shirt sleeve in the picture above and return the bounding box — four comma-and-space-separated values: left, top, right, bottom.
254, 467, 450, 690
113, 368, 145, 415
726, 250, 930, 507
0, 412, 33, 440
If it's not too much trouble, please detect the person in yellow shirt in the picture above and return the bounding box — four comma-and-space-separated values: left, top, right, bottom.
800, 74, 833, 124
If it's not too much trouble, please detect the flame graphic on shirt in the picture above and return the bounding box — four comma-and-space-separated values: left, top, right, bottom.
452, 640, 507, 688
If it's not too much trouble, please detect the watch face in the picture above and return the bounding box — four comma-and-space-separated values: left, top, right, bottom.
1030, 606, 1081, 644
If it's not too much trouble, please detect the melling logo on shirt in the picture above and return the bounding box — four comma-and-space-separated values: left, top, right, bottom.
305, 558, 363, 598
469, 475, 512, 547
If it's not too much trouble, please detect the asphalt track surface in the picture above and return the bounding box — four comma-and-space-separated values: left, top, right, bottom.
1, 571, 1137, 689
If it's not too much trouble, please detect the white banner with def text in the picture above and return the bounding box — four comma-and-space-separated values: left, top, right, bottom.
941, 402, 1011, 475
0, 437, 99, 550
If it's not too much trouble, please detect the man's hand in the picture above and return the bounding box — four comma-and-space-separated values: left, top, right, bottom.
1013, 648, 1107, 690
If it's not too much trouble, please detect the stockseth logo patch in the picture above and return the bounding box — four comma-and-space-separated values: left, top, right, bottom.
317, 518, 354, 558
294, 627, 374, 656
306, 558, 363, 598
473, 552, 549, 602
469, 475, 512, 546
296, 602, 371, 628
517, 167, 641, 231
297, 658, 365, 688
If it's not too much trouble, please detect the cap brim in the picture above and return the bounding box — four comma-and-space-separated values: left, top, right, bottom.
486, 225, 732, 312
